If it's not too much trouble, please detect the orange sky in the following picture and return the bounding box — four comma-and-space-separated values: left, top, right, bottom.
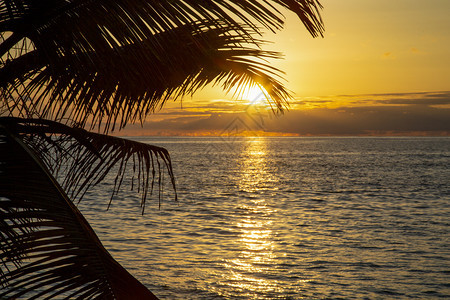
121, 0, 450, 136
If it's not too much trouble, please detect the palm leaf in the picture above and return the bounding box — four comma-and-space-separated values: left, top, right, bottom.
0, 123, 158, 299
1, 0, 323, 131
0, 117, 176, 212
2, 24, 291, 131
0, 1, 323, 41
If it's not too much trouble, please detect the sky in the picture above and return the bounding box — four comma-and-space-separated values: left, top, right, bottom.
122, 0, 450, 136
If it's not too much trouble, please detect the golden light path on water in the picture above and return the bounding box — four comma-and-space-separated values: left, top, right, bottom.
76, 136, 450, 298
221, 138, 282, 297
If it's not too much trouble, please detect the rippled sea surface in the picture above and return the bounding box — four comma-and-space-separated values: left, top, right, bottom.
78, 137, 450, 299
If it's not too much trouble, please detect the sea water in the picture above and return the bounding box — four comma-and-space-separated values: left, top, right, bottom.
79, 137, 450, 299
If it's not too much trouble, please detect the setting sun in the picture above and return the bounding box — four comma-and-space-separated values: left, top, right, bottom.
235, 84, 270, 107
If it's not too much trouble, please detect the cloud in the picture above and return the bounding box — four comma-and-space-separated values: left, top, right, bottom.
118, 91, 450, 136
371, 91, 450, 106
293, 91, 450, 108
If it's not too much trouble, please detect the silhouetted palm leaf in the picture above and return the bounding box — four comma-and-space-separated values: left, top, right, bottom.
2, 24, 292, 131
1, 0, 323, 131
0, 123, 158, 299
1, 117, 176, 212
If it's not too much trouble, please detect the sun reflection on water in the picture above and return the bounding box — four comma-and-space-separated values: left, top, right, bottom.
237, 138, 275, 193
221, 137, 282, 297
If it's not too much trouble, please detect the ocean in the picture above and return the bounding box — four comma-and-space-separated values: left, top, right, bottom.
78, 137, 450, 299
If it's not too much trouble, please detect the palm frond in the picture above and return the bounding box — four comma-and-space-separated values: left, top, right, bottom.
2, 23, 292, 131
0, 1, 323, 40
0, 123, 158, 299
1, 0, 323, 131
0, 117, 176, 212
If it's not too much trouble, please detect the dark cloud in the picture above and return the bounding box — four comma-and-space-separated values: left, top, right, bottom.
291, 91, 450, 107
152, 110, 211, 116
373, 98, 450, 106
120, 91, 450, 136
371, 91, 450, 106
269, 106, 450, 135
134, 105, 449, 136
423, 91, 450, 100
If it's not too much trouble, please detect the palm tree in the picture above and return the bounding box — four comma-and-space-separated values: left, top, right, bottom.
0, 0, 323, 298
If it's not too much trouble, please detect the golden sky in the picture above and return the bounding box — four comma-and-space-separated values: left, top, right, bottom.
123, 0, 450, 136
281, 0, 450, 96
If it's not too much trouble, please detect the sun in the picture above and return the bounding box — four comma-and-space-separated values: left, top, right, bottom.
236, 84, 269, 106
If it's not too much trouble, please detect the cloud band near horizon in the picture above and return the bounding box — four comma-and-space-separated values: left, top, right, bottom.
117, 91, 450, 136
